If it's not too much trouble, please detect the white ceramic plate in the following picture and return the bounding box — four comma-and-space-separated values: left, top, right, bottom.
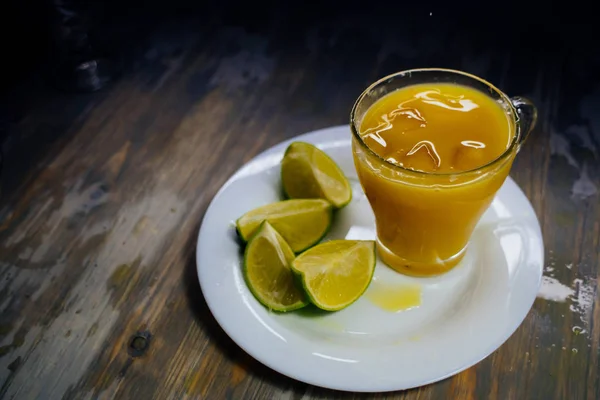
196, 125, 543, 392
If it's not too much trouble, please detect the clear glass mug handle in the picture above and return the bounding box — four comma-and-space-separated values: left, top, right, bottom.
511, 97, 538, 150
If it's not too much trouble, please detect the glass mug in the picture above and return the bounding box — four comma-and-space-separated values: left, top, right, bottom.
351, 68, 537, 277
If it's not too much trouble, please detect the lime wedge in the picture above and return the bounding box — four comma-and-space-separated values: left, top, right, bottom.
281, 142, 352, 208
236, 199, 332, 253
291, 240, 376, 311
244, 222, 308, 311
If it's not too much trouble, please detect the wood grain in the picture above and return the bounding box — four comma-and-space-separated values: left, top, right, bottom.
0, 3, 598, 399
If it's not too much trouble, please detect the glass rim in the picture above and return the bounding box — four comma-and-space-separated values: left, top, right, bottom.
350, 68, 520, 177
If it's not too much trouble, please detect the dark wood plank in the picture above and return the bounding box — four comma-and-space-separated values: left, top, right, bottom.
0, 2, 598, 399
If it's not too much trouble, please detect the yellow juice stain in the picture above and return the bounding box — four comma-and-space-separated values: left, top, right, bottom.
366, 282, 422, 312
313, 318, 345, 332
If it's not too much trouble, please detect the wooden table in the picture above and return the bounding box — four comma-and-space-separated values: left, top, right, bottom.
0, 4, 598, 399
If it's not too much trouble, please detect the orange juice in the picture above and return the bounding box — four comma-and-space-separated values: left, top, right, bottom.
353, 83, 516, 276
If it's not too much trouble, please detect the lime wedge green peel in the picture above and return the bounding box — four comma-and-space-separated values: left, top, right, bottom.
236, 199, 333, 253
281, 142, 352, 208
243, 222, 308, 312
291, 240, 376, 311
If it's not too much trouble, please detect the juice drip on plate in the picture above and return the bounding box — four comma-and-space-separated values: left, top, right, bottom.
366, 281, 422, 312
